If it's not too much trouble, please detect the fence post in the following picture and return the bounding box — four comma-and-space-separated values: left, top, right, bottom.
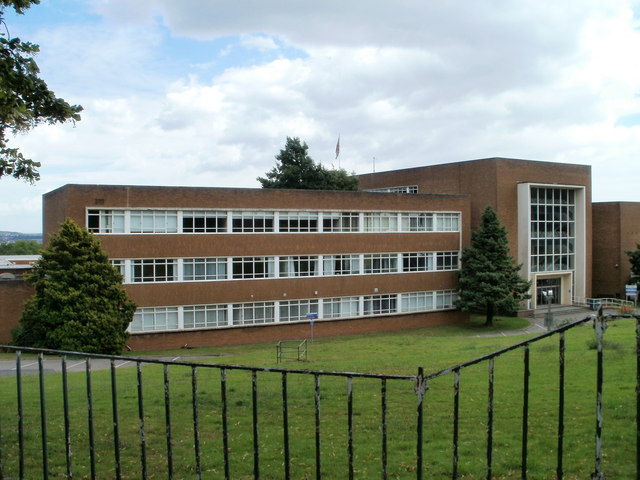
592, 308, 607, 480
636, 315, 640, 479
415, 366, 427, 480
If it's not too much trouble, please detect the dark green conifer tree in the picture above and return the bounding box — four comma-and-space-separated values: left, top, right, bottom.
258, 137, 358, 190
457, 206, 530, 326
13, 219, 135, 354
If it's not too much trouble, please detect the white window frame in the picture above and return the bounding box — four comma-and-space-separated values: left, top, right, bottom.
183, 257, 227, 281
363, 253, 399, 274
131, 259, 177, 283
182, 211, 227, 233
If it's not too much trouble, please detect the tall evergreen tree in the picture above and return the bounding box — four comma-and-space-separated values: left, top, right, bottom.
258, 137, 358, 190
13, 219, 135, 354
457, 206, 530, 326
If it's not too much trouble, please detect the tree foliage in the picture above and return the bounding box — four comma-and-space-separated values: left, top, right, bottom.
13, 219, 136, 354
456, 206, 531, 326
0, 239, 40, 254
258, 137, 358, 190
626, 243, 640, 283
0, 0, 82, 182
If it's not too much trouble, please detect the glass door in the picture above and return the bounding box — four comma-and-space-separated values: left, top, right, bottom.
536, 277, 561, 306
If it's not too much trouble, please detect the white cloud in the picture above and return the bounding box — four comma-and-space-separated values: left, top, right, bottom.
2, 0, 640, 232
240, 34, 279, 52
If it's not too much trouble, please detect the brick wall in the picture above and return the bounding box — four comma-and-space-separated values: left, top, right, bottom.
0, 280, 33, 344
126, 310, 468, 351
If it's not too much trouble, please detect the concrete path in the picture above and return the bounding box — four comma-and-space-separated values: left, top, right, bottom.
0, 354, 208, 377
471, 305, 604, 338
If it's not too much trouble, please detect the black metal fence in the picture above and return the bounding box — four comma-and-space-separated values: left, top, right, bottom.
0, 311, 637, 479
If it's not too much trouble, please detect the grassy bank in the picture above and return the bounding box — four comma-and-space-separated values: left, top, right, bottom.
0, 316, 635, 479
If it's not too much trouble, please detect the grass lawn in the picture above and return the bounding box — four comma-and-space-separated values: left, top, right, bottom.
0, 314, 635, 479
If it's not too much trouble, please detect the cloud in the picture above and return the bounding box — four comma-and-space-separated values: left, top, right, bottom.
2, 0, 640, 232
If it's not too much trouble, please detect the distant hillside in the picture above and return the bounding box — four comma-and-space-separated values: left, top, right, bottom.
0, 231, 43, 244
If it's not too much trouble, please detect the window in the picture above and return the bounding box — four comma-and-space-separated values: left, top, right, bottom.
87, 209, 125, 233
130, 211, 178, 233
279, 299, 319, 322
279, 212, 318, 232
366, 185, 418, 194
401, 291, 434, 312
183, 258, 227, 281
363, 253, 398, 274
111, 259, 125, 278
182, 211, 227, 233
131, 259, 177, 282
232, 257, 275, 279
232, 302, 275, 325
363, 294, 397, 315
183, 305, 228, 329
232, 211, 274, 233
402, 253, 433, 272
323, 254, 360, 275
401, 213, 433, 232
364, 213, 398, 232
131, 307, 179, 332
322, 212, 359, 232
323, 296, 359, 319
279, 256, 319, 277
530, 187, 576, 273
435, 213, 460, 232
436, 290, 457, 309
436, 252, 459, 271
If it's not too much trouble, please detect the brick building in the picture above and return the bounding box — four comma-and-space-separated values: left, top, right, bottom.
42, 185, 470, 350
359, 157, 592, 309
1, 156, 635, 350
592, 202, 640, 298
0, 256, 38, 344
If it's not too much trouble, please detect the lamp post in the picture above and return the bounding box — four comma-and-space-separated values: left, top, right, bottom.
543, 289, 555, 330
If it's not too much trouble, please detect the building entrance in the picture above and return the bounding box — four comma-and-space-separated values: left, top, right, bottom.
536, 278, 561, 306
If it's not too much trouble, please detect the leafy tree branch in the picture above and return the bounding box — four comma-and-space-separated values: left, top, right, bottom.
0, 0, 82, 182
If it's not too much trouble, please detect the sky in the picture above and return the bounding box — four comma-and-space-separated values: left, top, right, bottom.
1, 0, 640, 233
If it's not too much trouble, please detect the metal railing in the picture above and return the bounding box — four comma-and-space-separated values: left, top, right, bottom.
573, 296, 635, 310
0, 310, 637, 479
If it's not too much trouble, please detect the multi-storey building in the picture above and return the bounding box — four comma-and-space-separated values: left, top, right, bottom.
2, 156, 632, 350
43, 185, 470, 349
592, 202, 640, 298
359, 157, 592, 309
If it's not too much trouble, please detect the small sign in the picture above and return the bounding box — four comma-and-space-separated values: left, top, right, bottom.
626, 284, 638, 298
306, 313, 318, 320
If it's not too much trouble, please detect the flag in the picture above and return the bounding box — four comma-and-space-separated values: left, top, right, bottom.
335, 135, 340, 159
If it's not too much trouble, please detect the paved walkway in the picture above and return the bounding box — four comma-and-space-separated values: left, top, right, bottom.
472, 305, 605, 338
0, 354, 212, 377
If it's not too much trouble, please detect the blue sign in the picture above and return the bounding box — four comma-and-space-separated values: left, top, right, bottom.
626, 285, 638, 297
306, 313, 318, 319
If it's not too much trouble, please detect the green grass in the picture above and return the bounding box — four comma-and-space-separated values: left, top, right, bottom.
0, 317, 636, 479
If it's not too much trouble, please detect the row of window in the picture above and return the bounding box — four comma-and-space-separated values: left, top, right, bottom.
530, 187, 575, 206
366, 185, 419, 194
129, 289, 458, 332
88, 209, 460, 234
113, 251, 460, 283
530, 187, 577, 274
